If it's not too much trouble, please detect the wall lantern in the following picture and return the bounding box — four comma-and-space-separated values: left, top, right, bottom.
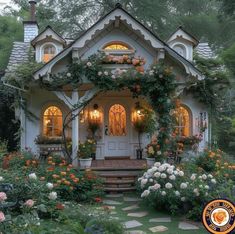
89, 104, 101, 124
132, 102, 144, 123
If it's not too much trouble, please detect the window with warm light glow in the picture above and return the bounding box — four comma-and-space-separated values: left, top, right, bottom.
104, 43, 129, 50
43, 106, 62, 137
109, 104, 126, 136
174, 106, 191, 136
43, 45, 56, 63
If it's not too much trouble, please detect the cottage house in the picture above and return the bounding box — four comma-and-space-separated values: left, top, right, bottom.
3, 1, 210, 166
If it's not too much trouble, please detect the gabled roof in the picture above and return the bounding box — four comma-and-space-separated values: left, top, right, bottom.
34, 3, 204, 80
4, 42, 31, 76
167, 26, 199, 47
31, 25, 66, 47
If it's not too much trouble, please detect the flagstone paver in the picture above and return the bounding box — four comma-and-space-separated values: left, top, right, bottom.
123, 220, 143, 229
124, 197, 142, 202
122, 204, 140, 211
149, 217, 171, 223
149, 225, 168, 233
127, 211, 148, 218
106, 193, 124, 198
103, 199, 123, 205
125, 231, 146, 234
178, 221, 199, 230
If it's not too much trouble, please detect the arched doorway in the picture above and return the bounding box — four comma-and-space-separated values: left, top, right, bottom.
104, 103, 130, 157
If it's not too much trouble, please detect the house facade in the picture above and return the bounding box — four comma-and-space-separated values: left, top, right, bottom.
4, 1, 210, 165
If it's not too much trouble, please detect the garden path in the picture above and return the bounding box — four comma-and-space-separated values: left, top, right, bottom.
98, 193, 208, 234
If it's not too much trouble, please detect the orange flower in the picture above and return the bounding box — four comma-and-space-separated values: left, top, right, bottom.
52, 174, 60, 179
40, 177, 45, 181
48, 156, 53, 160
70, 174, 75, 179
60, 171, 66, 176
47, 167, 54, 172
26, 160, 31, 166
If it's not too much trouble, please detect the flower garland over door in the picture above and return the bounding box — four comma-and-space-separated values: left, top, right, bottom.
39, 53, 176, 156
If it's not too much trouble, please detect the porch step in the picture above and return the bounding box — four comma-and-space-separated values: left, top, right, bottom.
96, 170, 141, 193
104, 186, 136, 192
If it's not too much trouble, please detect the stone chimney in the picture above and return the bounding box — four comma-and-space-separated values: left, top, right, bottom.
23, 1, 39, 43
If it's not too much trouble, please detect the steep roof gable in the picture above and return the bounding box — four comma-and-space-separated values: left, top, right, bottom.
34, 3, 203, 80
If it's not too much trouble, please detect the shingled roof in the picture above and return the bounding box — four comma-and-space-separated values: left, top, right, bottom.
4, 42, 31, 76
195, 42, 215, 59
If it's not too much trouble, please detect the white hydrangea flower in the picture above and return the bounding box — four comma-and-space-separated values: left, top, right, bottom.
154, 172, 161, 178
98, 71, 102, 76
141, 190, 150, 198
181, 197, 186, 201
48, 192, 57, 200
193, 188, 199, 194
151, 166, 158, 172
0, 176, 4, 182
104, 71, 109, 76
86, 62, 92, 67
165, 182, 173, 189
160, 173, 167, 179
211, 179, 216, 184
157, 151, 161, 156
149, 179, 153, 183
190, 174, 196, 181
178, 171, 184, 177
46, 183, 54, 190
111, 75, 116, 79
208, 174, 213, 179
153, 183, 161, 190
29, 173, 37, 180
66, 72, 71, 77
180, 183, 187, 189
205, 185, 209, 190
158, 165, 166, 172
149, 70, 154, 76
141, 179, 148, 188
166, 168, 173, 175
174, 170, 179, 176
169, 175, 176, 180
199, 184, 203, 188
175, 191, 180, 196
202, 174, 207, 180
205, 192, 208, 196
198, 176, 202, 180
154, 162, 161, 167
161, 191, 166, 196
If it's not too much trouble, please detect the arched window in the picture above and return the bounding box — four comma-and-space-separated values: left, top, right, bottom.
173, 44, 187, 58
109, 104, 126, 136
42, 44, 56, 63
174, 106, 191, 137
43, 106, 62, 137
104, 43, 129, 50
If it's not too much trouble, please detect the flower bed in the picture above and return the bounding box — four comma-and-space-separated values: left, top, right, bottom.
138, 159, 234, 220
0, 151, 108, 233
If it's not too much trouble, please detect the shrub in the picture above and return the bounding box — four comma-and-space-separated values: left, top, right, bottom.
137, 161, 233, 220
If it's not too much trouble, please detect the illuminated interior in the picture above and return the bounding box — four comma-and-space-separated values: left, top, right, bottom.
43, 106, 62, 137
109, 104, 126, 136
43, 45, 56, 63
174, 106, 191, 136
104, 43, 129, 50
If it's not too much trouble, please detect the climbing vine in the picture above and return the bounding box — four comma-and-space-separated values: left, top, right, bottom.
39, 53, 176, 155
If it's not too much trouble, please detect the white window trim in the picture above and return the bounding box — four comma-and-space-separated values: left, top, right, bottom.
39, 42, 58, 63
171, 42, 188, 60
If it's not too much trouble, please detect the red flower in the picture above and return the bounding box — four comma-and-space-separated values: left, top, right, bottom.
94, 197, 102, 203
56, 203, 65, 210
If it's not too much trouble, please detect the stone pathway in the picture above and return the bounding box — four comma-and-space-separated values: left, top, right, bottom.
101, 193, 205, 234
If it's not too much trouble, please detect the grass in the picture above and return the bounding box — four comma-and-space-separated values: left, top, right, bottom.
95, 192, 209, 234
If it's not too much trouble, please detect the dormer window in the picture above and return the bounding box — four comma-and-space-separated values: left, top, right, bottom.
42, 44, 56, 63
102, 41, 134, 55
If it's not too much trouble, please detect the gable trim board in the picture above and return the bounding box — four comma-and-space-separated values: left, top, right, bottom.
33, 5, 204, 81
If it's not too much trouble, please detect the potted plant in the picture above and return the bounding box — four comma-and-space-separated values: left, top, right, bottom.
132, 103, 156, 160
77, 139, 96, 168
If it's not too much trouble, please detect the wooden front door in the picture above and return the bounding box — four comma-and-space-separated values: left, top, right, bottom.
104, 103, 130, 157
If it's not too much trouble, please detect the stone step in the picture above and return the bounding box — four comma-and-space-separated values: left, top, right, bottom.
105, 179, 135, 184
104, 186, 136, 192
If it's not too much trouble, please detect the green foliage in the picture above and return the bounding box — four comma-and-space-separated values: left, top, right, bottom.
78, 139, 96, 159
222, 42, 235, 76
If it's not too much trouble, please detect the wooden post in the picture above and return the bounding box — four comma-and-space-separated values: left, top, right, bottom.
71, 90, 79, 166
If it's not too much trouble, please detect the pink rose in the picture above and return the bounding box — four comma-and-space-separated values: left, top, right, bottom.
0, 192, 7, 202
0, 211, 5, 222
24, 199, 34, 208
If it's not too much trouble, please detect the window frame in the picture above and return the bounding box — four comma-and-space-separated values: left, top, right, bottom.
40, 43, 58, 63
174, 104, 192, 137
42, 105, 63, 138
